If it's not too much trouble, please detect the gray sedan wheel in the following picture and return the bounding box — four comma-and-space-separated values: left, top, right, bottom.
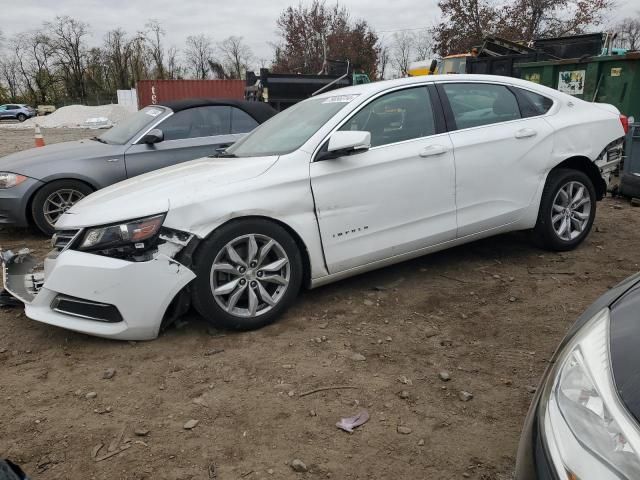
31, 179, 94, 236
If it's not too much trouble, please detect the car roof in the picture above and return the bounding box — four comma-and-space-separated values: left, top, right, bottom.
159, 98, 277, 123
313, 74, 568, 101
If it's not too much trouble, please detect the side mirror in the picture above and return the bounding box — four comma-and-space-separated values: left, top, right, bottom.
429, 59, 438, 74
140, 128, 164, 145
318, 130, 371, 161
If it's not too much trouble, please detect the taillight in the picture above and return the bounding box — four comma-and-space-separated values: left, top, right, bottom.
620, 114, 630, 134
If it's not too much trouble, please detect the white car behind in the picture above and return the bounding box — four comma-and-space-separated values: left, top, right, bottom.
3, 74, 626, 340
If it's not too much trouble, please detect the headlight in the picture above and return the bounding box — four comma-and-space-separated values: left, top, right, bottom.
0, 173, 27, 189
540, 308, 640, 479
78, 214, 165, 252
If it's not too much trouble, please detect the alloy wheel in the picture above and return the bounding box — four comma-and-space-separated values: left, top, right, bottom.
210, 234, 290, 318
43, 189, 85, 227
551, 180, 591, 241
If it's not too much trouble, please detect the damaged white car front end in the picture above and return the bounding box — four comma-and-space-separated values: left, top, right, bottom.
2, 218, 196, 340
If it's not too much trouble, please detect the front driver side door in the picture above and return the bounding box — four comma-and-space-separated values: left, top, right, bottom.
123, 105, 243, 178
310, 85, 457, 274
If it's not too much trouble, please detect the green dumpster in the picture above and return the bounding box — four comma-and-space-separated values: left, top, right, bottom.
519, 52, 640, 118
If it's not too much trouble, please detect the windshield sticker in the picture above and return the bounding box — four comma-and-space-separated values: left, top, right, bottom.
322, 94, 359, 104
145, 108, 163, 117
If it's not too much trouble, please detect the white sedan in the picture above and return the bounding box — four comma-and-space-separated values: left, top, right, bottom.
3, 74, 626, 340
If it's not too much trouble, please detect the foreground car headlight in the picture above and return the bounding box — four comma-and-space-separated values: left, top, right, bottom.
78, 214, 165, 252
0, 172, 27, 189
540, 309, 640, 479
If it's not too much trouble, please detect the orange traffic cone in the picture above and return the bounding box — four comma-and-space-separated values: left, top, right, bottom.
34, 124, 45, 148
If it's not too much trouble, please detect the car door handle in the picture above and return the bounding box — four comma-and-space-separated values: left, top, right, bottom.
106, 158, 119, 163
419, 145, 448, 157
515, 128, 537, 139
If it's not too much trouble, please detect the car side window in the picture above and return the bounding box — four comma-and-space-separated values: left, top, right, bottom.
513, 88, 554, 118
442, 83, 521, 130
339, 87, 436, 148
160, 106, 232, 141
231, 108, 258, 133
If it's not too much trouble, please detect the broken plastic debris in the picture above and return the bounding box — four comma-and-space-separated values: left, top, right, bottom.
0, 250, 15, 263
336, 410, 369, 433
0, 289, 22, 307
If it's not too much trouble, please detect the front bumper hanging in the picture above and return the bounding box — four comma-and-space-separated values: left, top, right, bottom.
0, 247, 196, 340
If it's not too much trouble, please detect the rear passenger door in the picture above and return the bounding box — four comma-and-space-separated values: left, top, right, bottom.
124, 106, 247, 178
437, 82, 555, 237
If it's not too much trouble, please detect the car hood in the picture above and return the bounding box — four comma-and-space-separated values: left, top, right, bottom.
56, 155, 279, 229
0, 139, 118, 178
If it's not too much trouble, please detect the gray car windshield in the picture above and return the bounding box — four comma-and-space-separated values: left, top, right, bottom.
98, 106, 167, 145
226, 95, 358, 157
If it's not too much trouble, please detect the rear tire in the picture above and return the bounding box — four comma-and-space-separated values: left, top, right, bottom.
31, 180, 93, 236
533, 169, 596, 251
191, 219, 303, 330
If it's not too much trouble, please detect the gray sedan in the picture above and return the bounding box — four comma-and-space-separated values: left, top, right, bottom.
0, 99, 276, 234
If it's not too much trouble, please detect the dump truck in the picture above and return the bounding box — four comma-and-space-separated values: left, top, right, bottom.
245, 60, 370, 110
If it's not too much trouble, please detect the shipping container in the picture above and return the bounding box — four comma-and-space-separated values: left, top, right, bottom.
136, 79, 246, 109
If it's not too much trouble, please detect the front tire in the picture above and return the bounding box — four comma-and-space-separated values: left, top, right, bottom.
31, 180, 93, 236
16, 113, 26, 122
191, 219, 303, 330
533, 169, 596, 251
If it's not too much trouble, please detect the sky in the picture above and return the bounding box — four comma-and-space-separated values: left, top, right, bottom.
0, 0, 636, 67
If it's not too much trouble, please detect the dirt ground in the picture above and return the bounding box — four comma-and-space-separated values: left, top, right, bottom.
0, 127, 639, 480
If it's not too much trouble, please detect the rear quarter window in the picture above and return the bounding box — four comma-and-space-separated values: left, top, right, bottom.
514, 88, 554, 117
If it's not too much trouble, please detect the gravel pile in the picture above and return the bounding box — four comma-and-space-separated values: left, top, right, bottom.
0, 104, 135, 130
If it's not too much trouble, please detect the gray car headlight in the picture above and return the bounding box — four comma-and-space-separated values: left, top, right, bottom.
0, 172, 27, 189
78, 214, 165, 252
539, 308, 640, 479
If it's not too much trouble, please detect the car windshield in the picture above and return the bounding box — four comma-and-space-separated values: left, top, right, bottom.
98, 106, 167, 145
226, 95, 358, 157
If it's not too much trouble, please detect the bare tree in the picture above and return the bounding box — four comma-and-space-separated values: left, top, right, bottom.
145, 20, 166, 79
166, 46, 183, 79
103, 29, 133, 89
391, 31, 414, 77
376, 43, 390, 80
128, 33, 151, 85
207, 59, 230, 79
218, 36, 253, 79
617, 17, 640, 51
0, 56, 20, 100
413, 29, 434, 61
46, 16, 90, 101
185, 34, 214, 79
13, 32, 57, 104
